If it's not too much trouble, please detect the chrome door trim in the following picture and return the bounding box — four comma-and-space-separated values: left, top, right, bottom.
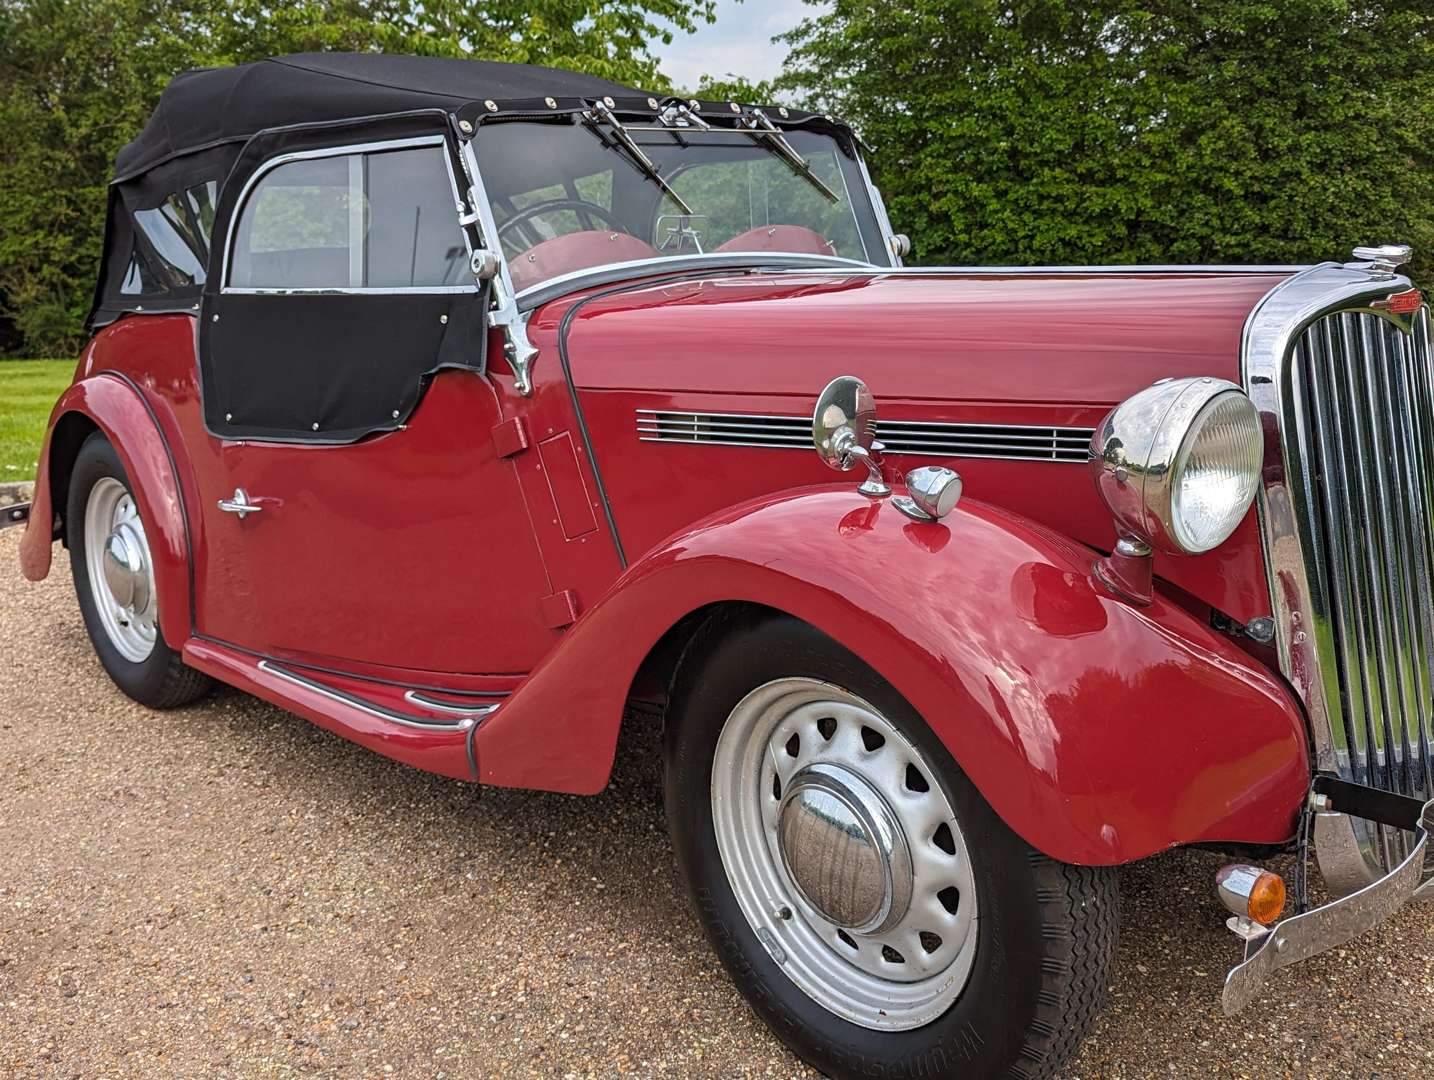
222, 285, 479, 296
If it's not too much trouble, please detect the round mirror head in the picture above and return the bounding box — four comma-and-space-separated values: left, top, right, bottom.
813, 376, 878, 472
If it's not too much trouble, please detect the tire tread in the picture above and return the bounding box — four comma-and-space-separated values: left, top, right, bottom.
1012, 857, 1119, 1079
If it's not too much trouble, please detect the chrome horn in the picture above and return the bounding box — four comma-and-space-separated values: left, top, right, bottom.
892, 464, 962, 522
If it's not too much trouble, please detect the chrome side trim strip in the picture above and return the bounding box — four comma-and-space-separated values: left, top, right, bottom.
403, 690, 501, 718
257, 660, 479, 730
636, 409, 1093, 463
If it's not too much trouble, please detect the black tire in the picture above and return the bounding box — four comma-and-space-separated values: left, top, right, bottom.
663, 611, 1117, 1080
67, 432, 212, 709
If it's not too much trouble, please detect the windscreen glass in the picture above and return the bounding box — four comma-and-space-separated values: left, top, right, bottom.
474, 120, 887, 292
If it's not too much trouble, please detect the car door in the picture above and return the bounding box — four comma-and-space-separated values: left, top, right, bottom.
194, 131, 561, 675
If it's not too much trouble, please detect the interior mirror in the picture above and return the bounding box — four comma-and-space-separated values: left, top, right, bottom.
813, 376, 890, 497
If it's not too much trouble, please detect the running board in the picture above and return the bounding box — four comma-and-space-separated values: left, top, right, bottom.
182, 639, 503, 782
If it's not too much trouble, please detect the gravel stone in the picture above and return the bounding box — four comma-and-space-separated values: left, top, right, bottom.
2, 528, 1431, 1076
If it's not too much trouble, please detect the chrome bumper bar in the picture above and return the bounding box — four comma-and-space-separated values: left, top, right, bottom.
0, 501, 30, 530
1223, 780, 1433, 1015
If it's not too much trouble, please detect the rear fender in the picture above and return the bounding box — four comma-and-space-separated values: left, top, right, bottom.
20, 374, 191, 649
474, 486, 1309, 866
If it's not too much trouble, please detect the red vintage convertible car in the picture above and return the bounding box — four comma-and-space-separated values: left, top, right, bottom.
10, 53, 1433, 1078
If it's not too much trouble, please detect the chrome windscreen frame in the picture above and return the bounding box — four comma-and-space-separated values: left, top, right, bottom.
1241, 259, 1422, 892
452, 126, 896, 395
455, 138, 538, 394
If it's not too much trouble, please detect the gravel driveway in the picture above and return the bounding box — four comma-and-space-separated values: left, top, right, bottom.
2, 528, 1431, 1078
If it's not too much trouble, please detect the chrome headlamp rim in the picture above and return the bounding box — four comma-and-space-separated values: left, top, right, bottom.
1090, 376, 1260, 555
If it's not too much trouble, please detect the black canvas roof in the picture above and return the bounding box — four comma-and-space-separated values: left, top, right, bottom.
115, 52, 644, 180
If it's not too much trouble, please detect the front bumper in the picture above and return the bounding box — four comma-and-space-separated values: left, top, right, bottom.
1223, 777, 1433, 1015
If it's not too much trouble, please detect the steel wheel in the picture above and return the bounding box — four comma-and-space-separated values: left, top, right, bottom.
83, 476, 158, 663
710, 677, 979, 1030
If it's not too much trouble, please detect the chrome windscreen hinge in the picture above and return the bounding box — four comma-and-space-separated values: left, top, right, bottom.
492, 416, 530, 458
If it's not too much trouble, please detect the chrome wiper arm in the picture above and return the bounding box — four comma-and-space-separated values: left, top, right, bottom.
583, 100, 695, 215
739, 109, 842, 205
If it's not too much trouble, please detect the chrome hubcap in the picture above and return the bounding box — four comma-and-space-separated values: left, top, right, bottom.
711, 678, 979, 1031
776, 763, 913, 934
102, 524, 149, 612
84, 477, 158, 663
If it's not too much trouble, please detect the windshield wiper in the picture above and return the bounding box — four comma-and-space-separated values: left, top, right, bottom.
583, 100, 695, 215
739, 109, 842, 205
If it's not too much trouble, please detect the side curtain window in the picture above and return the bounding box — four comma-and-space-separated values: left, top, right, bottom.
121, 181, 219, 294
229, 146, 469, 289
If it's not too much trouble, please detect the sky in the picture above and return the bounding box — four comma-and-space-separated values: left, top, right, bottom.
657, 0, 818, 92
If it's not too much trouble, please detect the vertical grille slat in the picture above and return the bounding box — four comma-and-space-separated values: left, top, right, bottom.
1399, 313, 1434, 798
1350, 314, 1401, 793
1377, 322, 1432, 800
1302, 322, 1375, 787
1290, 306, 1434, 871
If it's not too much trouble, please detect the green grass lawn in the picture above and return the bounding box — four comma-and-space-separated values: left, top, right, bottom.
0, 359, 74, 481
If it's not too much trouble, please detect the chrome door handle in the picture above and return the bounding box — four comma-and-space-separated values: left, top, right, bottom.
217, 488, 262, 519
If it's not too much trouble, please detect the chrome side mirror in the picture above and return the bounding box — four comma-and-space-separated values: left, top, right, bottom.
813, 376, 890, 497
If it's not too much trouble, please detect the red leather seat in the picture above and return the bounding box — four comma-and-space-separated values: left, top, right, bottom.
509, 231, 660, 292
715, 225, 837, 256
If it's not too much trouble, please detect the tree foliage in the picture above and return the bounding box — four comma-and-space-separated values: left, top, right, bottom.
0, 0, 716, 354
780, 1, 1434, 282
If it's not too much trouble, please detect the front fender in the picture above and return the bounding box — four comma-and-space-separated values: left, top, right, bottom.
475, 486, 1310, 866
20, 374, 191, 649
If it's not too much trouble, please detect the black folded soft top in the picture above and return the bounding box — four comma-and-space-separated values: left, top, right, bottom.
115, 52, 641, 180
92, 52, 852, 331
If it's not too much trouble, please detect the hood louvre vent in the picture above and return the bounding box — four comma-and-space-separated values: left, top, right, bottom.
636, 410, 1094, 463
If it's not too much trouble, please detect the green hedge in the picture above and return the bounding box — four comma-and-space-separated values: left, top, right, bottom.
781, 1, 1434, 284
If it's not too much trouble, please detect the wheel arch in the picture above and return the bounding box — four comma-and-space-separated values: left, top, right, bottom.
20, 375, 192, 648
473, 487, 1310, 866
45, 410, 101, 544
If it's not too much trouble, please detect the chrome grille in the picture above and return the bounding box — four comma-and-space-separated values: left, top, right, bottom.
636, 410, 1093, 463
1289, 308, 1434, 862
